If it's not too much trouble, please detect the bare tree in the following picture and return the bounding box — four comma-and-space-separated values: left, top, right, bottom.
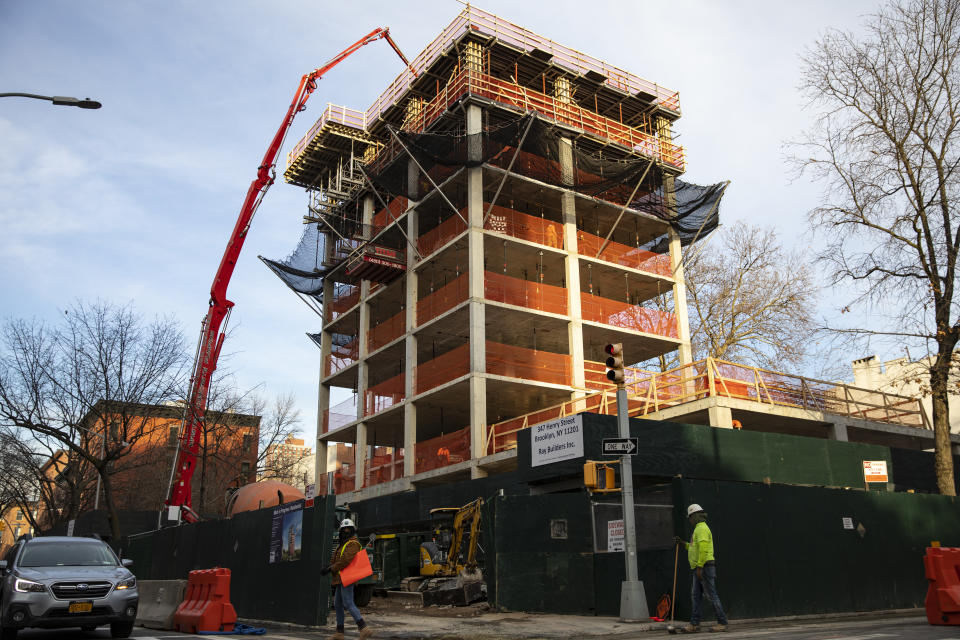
682, 222, 820, 370
0, 301, 188, 540
254, 393, 310, 486
793, 0, 960, 494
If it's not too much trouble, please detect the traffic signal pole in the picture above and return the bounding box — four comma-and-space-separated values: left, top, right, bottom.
604, 343, 649, 621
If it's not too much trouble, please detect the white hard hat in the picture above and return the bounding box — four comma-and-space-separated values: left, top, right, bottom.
686, 504, 705, 517
339, 518, 356, 529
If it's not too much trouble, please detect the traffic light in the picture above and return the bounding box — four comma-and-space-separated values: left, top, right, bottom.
583, 460, 620, 493
604, 343, 625, 385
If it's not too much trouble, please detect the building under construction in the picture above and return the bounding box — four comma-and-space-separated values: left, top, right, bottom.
266, 6, 948, 501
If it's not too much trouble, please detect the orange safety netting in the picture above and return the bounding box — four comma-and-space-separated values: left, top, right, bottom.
580, 292, 678, 338
322, 396, 358, 433
372, 196, 408, 234
323, 338, 359, 377
483, 204, 563, 249
577, 230, 671, 276
332, 467, 356, 494
327, 286, 360, 322
364, 373, 405, 416
415, 426, 471, 474
416, 273, 469, 326
484, 271, 567, 315
416, 343, 470, 394
364, 447, 405, 487
418, 213, 467, 257
368, 312, 405, 352
486, 342, 572, 386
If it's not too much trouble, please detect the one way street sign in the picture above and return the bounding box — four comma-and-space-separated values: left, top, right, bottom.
602, 437, 638, 455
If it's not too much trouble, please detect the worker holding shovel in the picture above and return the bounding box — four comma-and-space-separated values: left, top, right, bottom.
673, 504, 729, 633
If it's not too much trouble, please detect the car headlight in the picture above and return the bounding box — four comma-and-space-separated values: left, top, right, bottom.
14, 577, 45, 593
115, 576, 136, 591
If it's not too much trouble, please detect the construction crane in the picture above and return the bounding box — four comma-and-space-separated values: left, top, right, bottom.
164, 28, 414, 523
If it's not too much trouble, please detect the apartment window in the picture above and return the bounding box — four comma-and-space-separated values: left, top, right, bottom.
242, 434, 253, 454
15, 511, 23, 522
168, 425, 179, 446
109, 420, 119, 441
241, 461, 251, 480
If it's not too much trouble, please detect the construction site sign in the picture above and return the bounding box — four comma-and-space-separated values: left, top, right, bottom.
531, 414, 584, 467
607, 519, 625, 552
862, 460, 889, 483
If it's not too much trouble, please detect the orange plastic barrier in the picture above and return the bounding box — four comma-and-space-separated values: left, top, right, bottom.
486, 342, 571, 386
418, 213, 467, 257
580, 292, 678, 338
484, 272, 567, 315
925, 547, 960, 625
368, 312, 405, 352
364, 448, 404, 487
364, 374, 405, 416
416, 274, 469, 326
173, 567, 237, 634
483, 204, 563, 249
416, 344, 470, 394
333, 467, 356, 494
577, 230, 671, 276
415, 427, 471, 473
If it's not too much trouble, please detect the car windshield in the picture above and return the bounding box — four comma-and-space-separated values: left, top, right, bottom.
18, 543, 118, 567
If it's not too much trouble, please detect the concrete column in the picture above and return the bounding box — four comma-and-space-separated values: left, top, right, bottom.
314, 440, 328, 493
707, 405, 733, 429
361, 195, 374, 239
404, 166, 419, 478
355, 422, 367, 489
828, 422, 849, 442
668, 221, 693, 366
466, 103, 488, 476
357, 280, 371, 419
559, 137, 585, 396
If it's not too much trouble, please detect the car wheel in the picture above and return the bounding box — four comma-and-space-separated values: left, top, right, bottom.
109, 621, 134, 638
354, 584, 373, 607
0, 627, 17, 640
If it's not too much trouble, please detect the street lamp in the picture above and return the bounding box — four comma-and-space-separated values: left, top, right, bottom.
0, 92, 101, 109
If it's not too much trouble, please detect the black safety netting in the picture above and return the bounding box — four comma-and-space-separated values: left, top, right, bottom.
264, 112, 727, 299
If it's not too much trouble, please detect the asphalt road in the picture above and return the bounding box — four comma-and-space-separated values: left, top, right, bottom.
10, 615, 960, 639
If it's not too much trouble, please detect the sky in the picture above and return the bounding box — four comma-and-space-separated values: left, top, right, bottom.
0, 0, 885, 446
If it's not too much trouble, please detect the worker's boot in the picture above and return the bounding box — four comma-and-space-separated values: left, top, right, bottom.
327, 626, 345, 640
358, 622, 375, 638
709, 623, 728, 632
681, 623, 700, 633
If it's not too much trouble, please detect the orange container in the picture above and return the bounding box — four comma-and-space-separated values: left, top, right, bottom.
925, 547, 960, 625
173, 567, 238, 633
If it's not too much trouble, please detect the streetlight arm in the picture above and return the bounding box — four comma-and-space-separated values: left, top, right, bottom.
0, 93, 101, 109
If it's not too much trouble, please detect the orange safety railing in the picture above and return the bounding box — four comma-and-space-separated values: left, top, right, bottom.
418, 213, 468, 257
372, 196, 408, 235
584, 360, 653, 391
486, 391, 618, 454
416, 273, 469, 326
577, 230, 671, 277
484, 271, 568, 315
580, 292, 678, 338
364, 373, 405, 416
487, 342, 572, 386
416, 343, 470, 394
368, 312, 405, 352
483, 204, 564, 249
327, 285, 360, 322
364, 447, 404, 487
415, 426, 471, 474
323, 338, 359, 377
322, 396, 358, 433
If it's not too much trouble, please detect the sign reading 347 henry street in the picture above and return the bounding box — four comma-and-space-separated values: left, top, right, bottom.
531, 414, 584, 467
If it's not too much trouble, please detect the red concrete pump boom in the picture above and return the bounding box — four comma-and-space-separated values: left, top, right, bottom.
165, 28, 413, 523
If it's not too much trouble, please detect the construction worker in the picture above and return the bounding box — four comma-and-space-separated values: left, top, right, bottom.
674, 504, 728, 633
320, 519, 373, 639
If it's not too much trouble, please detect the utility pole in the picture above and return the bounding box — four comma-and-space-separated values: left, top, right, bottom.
604, 343, 649, 621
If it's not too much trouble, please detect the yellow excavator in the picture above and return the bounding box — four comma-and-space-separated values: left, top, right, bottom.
404, 498, 485, 605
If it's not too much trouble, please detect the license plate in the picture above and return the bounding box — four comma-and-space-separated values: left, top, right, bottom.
68, 601, 93, 613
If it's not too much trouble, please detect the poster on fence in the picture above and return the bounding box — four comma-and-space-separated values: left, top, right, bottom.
269, 499, 304, 563
530, 414, 584, 467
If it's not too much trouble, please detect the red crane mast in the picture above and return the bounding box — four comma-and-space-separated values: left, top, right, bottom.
165, 28, 413, 523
